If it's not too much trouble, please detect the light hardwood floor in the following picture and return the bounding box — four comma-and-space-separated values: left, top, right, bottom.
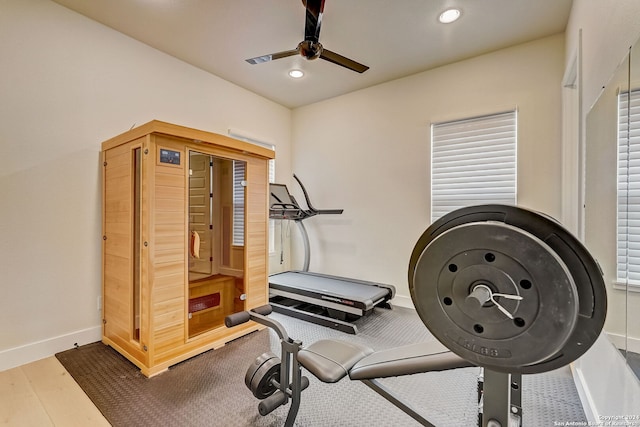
0, 357, 109, 426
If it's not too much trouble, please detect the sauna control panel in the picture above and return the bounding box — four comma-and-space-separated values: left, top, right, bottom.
159, 148, 181, 165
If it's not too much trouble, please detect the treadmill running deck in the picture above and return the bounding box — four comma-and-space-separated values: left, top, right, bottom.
269, 270, 393, 311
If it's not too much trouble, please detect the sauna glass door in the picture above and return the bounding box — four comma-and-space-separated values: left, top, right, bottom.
188, 152, 214, 278
188, 151, 246, 337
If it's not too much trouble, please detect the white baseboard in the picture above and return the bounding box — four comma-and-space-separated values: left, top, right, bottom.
0, 326, 102, 372
391, 294, 415, 310
606, 331, 640, 354
571, 362, 597, 422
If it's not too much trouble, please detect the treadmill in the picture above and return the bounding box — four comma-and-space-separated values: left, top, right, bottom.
269, 175, 395, 334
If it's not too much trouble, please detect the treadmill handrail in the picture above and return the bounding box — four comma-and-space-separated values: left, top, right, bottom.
270, 176, 344, 221
315, 209, 344, 215
293, 174, 318, 213
292, 174, 344, 218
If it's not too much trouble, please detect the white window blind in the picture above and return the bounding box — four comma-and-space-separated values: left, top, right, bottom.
431, 111, 517, 222
232, 161, 246, 246
268, 158, 276, 254
231, 159, 276, 249
617, 89, 640, 287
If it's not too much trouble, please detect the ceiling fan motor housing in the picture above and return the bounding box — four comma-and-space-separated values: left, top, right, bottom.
298, 40, 322, 60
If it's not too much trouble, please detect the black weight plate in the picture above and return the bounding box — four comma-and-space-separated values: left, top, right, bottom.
409, 205, 607, 374
251, 358, 281, 399
245, 352, 280, 399
245, 352, 277, 390
413, 221, 578, 371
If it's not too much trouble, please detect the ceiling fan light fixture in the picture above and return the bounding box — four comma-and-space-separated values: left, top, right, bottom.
288, 69, 304, 78
438, 8, 461, 24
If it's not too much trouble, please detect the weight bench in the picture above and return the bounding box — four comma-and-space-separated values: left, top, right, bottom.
300, 338, 471, 382
226, 205, 607, 427
227, 305, 514, 427
228, 305, 480, 426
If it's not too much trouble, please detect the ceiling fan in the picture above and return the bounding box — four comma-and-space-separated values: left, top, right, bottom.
245, 0, 369, 73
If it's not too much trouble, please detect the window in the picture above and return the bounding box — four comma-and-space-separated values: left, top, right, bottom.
268, 158, 276, 254
431, 111, 517, 222
227, 129, 276, 251
231, 159, 275, 248
617, 89, 640, 287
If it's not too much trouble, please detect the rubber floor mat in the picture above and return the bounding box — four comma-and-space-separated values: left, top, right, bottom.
56, 307, 586, 426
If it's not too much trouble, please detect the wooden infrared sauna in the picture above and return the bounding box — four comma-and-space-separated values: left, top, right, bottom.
101, 120, 274, 377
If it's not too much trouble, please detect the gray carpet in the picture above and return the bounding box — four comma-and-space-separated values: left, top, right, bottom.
55, 306, 587, 426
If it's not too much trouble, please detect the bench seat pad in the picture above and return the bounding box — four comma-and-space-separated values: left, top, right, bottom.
349, 340, 474, 380
298, 339, 374, 383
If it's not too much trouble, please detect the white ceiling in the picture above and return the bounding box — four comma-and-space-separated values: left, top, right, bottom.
51, 0, 573, 109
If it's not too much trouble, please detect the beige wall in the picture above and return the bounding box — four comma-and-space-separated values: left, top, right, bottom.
290, 34, 566, 307
566, 0, 640, 114
0, 0, 291, 369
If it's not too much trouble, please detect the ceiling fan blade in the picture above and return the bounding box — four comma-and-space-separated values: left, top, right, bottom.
320, 49, 369, 73
304, 0, 325, 43
246, 48, 299, 65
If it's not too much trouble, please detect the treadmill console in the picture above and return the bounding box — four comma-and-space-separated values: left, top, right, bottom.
269, 183, 304, 220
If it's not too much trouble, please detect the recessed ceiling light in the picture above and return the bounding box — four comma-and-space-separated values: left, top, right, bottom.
438, 8, 461, 24
288, 69, 304, 78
